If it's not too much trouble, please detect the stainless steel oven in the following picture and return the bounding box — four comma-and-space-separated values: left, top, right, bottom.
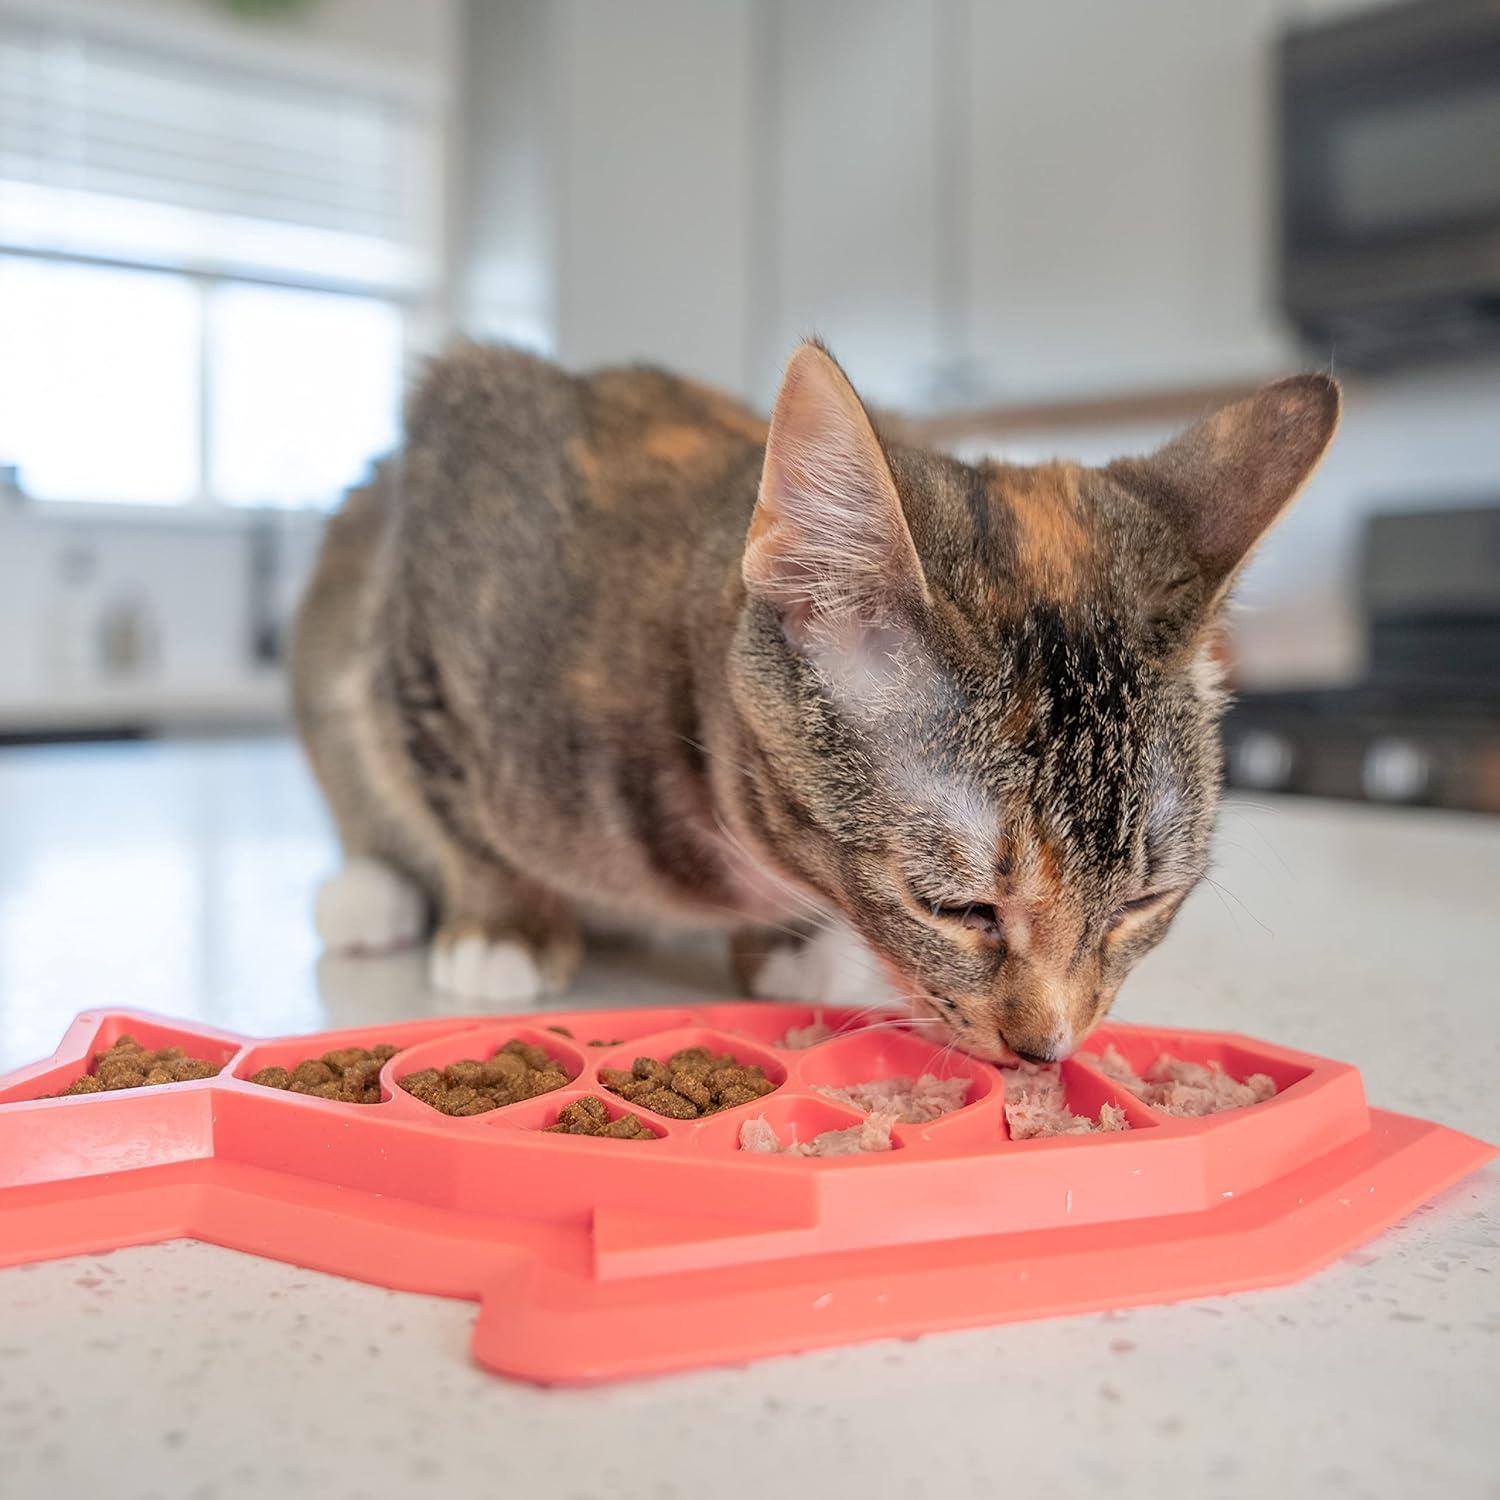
1279, 0, 1500, 365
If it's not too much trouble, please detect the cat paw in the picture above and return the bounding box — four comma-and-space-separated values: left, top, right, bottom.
429, 926, 555, 1006
314, 859, 427, 955
747, 924, 908, 1009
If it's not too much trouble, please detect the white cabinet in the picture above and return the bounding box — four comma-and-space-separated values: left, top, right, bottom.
458, 0, 1303, 408
459, 0, 754, 393
964, 0, 1294, 401
551, 0, 755, 393
754, 0, 947, 408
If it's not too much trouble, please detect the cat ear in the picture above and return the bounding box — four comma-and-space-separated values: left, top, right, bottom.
1109, 374, 1341, 593
744, 342, 928, 642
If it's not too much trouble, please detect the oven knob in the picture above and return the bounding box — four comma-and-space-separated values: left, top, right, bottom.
1229, 730, 1295, 790
1361, 738, 1431, 802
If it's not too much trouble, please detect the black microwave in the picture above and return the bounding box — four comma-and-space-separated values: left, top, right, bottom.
1279, 0, 1500, 366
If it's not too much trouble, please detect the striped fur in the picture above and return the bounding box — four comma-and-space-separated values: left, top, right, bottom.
293, 340, 1338, 1056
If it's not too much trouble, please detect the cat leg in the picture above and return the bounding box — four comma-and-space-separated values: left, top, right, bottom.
736, 921, 910, 1010
429, 854, 581, 1006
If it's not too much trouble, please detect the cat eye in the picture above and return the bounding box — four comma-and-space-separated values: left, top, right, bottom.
933, 902, 1003, 944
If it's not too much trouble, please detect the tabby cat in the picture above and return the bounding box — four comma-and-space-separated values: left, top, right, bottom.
293, 341, 1338, 1062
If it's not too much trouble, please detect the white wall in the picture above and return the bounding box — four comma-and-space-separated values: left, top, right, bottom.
551, 0, 755, 393
966, 0, 1294, 401
459, 0, 556, 352
758, 0, 947, 406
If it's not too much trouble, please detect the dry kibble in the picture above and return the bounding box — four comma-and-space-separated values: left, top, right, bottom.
56, 1036, 221, 1097
602, 1046, 777, 1119
716, 1085, 763, 1110
545, 1095, 654, 1140
639, 1087, 698, 1120
342, 1059, 382, 1091
483, 1052, 528, 1085
671, 1070, 713, 1109
249, 1045, 398, 1104
291, 1059, 336, 1089
507, 1040, 551, 1072
396, 1037, 573, 1116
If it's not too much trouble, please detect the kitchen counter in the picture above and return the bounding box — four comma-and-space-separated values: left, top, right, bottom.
0, 738, 1495, 1500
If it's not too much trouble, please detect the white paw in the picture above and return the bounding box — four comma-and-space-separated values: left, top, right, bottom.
749, 924, 908, 1009
430, 933, 547, 1005
314, 858, 426, 954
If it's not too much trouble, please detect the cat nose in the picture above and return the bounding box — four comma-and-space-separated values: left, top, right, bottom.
1011, 1045, 1057, 1065
1000, 1019, 1076, 1063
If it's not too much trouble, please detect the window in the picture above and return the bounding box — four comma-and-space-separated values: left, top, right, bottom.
0, 258, 201, 506
0, 258, 405, 509
0, 15, 438, 511
208, 284, 404, 510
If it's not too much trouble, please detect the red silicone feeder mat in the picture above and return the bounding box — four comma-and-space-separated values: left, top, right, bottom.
0, 1003, 1490, 1385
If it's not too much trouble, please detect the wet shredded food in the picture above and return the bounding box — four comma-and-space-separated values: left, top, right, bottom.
1001, 1060, 1129, 1139
1095, 1045, 1277, 1117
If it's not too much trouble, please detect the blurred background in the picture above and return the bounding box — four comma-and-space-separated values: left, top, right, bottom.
1, 0, 1498, 810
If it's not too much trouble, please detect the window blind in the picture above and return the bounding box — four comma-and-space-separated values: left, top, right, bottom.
0, 14, 435, 295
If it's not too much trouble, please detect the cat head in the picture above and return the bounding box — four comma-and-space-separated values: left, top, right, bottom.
725, 342, 1339, 1061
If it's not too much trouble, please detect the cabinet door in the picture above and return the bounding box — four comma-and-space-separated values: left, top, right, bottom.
966, 0, 1291, 400
553, 0, 755, 392
754, 0, 946, 409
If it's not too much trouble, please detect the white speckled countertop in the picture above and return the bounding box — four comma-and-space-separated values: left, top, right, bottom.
0, 740, 1496, 1500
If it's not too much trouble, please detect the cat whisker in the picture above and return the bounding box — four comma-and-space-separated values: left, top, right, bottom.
673, 731, 758, 784
1203, 871, 1272, 935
